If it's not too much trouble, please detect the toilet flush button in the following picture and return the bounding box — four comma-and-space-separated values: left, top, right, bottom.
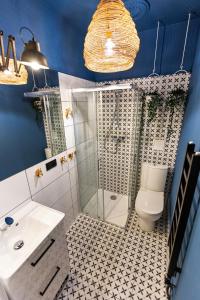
153, 139, 165, 151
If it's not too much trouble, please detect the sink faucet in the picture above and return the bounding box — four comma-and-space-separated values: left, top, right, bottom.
0, 217, 14, 231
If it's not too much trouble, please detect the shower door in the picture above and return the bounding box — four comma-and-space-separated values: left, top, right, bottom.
97, 88, 142, 227
72, 90, 104, 219
72, 86, 142, 227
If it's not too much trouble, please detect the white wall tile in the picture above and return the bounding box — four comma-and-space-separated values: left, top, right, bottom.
0, 171, 31, 218
57, 72, 95, 224
69, 166, 78, 188
73, 100, 89, 124
74, 122, 89, 145
60, 88, 72, 102
71, 185, 80, 218
62, 102, 74, 127
76, 141, 88, 163
64, 206, 74, 232
52, 193, 74, 233
32, 172, 70, 207
58, 73, 95, 90
52, 192, 73, 214
26, 152, 69, 196
65, 125, 75, 149
66, 147, 76, 170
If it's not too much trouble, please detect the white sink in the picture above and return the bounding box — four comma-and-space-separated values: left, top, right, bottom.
0, 201, 64, 280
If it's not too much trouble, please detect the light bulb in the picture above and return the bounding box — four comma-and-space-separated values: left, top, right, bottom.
30, 61, 41, 70
3, 69, 12, 75
105, 38, 115, 57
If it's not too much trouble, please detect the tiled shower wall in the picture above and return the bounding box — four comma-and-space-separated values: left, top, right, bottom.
97, 89, 142, 200
97, 73, 191, 203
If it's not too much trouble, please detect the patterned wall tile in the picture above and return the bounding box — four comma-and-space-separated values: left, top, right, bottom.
97, 73, 191, 204
96, 89, 142, 200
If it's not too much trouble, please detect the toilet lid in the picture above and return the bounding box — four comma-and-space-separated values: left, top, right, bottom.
136, 190, 164, 214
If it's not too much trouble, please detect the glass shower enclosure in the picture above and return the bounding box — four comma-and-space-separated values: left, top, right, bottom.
71, 84, 142, 228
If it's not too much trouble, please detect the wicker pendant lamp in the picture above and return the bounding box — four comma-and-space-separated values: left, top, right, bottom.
84, 0, 140, 73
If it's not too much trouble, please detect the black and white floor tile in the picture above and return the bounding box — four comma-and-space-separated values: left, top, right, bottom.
56, 211, 168, 300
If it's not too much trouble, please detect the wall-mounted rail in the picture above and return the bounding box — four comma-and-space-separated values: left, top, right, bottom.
166, 142, 200, 296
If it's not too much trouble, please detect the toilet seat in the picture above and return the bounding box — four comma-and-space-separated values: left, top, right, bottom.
135, 190, 164, 215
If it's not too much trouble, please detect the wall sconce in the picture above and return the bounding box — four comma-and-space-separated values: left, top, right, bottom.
20, 27, 49, 71
0, 26, 49, 85
0, 31, 28, 85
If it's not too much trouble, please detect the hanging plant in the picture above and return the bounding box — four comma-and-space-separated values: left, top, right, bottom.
31, 97, 44, 127
166, 89, 188, 138
146, 92, 164, 122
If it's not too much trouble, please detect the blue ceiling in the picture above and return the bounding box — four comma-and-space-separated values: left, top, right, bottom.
47, 0, 200, 32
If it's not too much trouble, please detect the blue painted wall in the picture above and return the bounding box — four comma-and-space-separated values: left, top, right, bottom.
0, 0, 95, 81
0, 69, 58, 181
170, 28, 200, 300
94, 18, 200, 81
0, 0, 94, 181
1, 1, 199, 82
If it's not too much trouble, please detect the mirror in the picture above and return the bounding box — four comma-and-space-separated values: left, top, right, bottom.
0, 68, 67, 181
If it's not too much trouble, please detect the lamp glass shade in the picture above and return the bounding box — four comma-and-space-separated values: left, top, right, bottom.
21, 40, 49, 70
84, 0, 140, 73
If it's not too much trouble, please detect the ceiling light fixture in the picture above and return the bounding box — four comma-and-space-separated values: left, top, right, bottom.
84, 0, 140, 73
20, 27, 49, 70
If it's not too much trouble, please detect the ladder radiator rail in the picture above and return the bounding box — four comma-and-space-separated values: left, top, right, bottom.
166, 142, 200, 297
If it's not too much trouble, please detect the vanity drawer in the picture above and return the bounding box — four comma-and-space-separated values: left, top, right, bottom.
6, 221, 69, 300
28, 264, 67, 300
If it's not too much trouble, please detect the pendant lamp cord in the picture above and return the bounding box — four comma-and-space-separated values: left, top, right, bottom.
176, 13, 191, 74
149, 21, 160, 77
19, 26, 35, 44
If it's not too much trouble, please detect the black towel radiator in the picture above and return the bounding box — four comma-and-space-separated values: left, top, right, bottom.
165, 142, 200, 296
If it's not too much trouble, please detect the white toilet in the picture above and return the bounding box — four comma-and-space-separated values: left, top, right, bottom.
135, 163, 168, 232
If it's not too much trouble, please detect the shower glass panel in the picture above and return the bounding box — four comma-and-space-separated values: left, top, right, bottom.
97, 88, 142, 227
72, 86, 142, 227
72, 91, 103, 219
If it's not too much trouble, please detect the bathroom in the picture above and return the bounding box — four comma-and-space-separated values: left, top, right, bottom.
0, 0, 200, 299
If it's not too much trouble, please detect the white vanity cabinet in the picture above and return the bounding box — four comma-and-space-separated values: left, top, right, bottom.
4, 221, 69, 300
